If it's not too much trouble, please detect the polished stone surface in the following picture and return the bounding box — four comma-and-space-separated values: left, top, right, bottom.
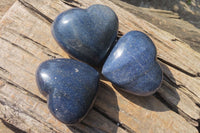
36, 58, 99, 124
52, 4, 118, 67
102, 31, 163, 96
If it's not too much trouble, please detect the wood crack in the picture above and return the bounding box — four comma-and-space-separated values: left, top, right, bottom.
0, 118, 26, 133
0, 76, 46, 103
18, 0, 53, 24
0, 67, 10, 75
0, 57, 35, 77
155, 78, 200, 126
0, 99, 60, 133
80, 122, 105, 133
18, 33, 62, 58
178, 84, 200, 104
154, 92, 199, 127
158, 57, 198, 77
93, 107, 135, 133
0, 37, 38, 59
61, 0, 82, 8
162, 69, 200, 106
162, 73, 181, 88
4, 27, 62, 59
69, 126, 85, 133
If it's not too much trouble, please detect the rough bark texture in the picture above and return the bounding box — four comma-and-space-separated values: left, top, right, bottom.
0, 0, 200, 132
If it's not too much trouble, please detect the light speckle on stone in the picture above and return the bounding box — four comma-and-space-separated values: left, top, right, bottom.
75, 68, 79, 73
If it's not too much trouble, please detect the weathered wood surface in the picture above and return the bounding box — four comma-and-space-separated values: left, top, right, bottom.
0, 0, 200, 132
0, 0, 16, 20
108, 0, 200, 54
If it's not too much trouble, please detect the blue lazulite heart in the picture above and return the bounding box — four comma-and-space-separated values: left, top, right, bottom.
52, 4, 118, 67
36, 58, 99, 124
102, 31, 163, 96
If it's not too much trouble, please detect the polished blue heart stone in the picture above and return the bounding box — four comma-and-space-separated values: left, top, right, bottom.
52, 4, 118, 67
36, 58, 99, 124
102, 31, 163, 96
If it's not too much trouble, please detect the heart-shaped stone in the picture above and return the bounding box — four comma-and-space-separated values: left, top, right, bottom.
52, 4, 118, 67
102, 31, 163, 96
36, 58, 99, 124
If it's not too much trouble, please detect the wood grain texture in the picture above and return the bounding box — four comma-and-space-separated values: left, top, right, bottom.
0, 0, 199, 132
21, 0, 200, 76
0, 0, 16, 20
